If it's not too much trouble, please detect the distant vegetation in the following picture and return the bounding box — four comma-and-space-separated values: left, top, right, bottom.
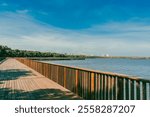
0, 45, 85, 58
0, 57, 5, 62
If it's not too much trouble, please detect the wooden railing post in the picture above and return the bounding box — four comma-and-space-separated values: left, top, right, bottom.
64, 67, 66, 88
75, 70, 79, 94
91, 72, 95, 99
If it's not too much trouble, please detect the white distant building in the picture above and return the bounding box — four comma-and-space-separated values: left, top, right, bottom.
104, 54, 110, 57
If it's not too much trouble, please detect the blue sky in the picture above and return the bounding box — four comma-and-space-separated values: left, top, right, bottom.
0, 0, 150, 56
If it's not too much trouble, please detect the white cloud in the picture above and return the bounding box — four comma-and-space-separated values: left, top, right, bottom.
0, 12, 150, 56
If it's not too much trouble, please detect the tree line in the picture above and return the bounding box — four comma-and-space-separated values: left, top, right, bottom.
0, 45, 84, 58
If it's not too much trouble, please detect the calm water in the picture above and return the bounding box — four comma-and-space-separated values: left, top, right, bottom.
41, 58, 150, 80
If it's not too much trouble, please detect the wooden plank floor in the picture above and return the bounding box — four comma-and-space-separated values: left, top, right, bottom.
0, 58, 82, 100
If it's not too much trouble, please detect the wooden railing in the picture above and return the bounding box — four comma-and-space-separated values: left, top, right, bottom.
16, 58, 150, 100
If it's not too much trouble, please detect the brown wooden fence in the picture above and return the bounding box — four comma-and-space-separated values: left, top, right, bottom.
16, 58, 150, 100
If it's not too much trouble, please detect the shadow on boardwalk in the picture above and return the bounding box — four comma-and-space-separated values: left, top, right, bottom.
0, 88, 81, 100
0, 69, 82, 100
0, 69, 34, 81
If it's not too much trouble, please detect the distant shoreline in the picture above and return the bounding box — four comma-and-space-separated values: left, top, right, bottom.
87, 56, 150, 60
27, 57, 85, 61
26, 56, 150, 61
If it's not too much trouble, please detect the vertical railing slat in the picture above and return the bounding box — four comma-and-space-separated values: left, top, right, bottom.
123, 78, 126, 100
97, 74, 101, 100
128, 79, 131, 100
107, 76, 110, 100
91, 72, 95, 99
146, 83, 150, 100
111, 76, 114, 100
64, 67, 66, 88
100, 74, 104, 100
115, 76, 118, 100
133, 81, 137, 100
104, 75, 107, 100
140, 81, 143, 100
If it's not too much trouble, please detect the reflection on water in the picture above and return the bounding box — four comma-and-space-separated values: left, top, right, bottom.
41, 58, 150, 80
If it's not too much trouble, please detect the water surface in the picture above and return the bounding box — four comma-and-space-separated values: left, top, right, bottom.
41, 58, 150, 80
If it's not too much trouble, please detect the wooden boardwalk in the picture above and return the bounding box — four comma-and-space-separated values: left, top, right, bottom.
0, 58, 82, 100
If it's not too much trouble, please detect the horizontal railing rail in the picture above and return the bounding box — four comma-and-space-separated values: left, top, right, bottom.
16, 58, 150, 100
